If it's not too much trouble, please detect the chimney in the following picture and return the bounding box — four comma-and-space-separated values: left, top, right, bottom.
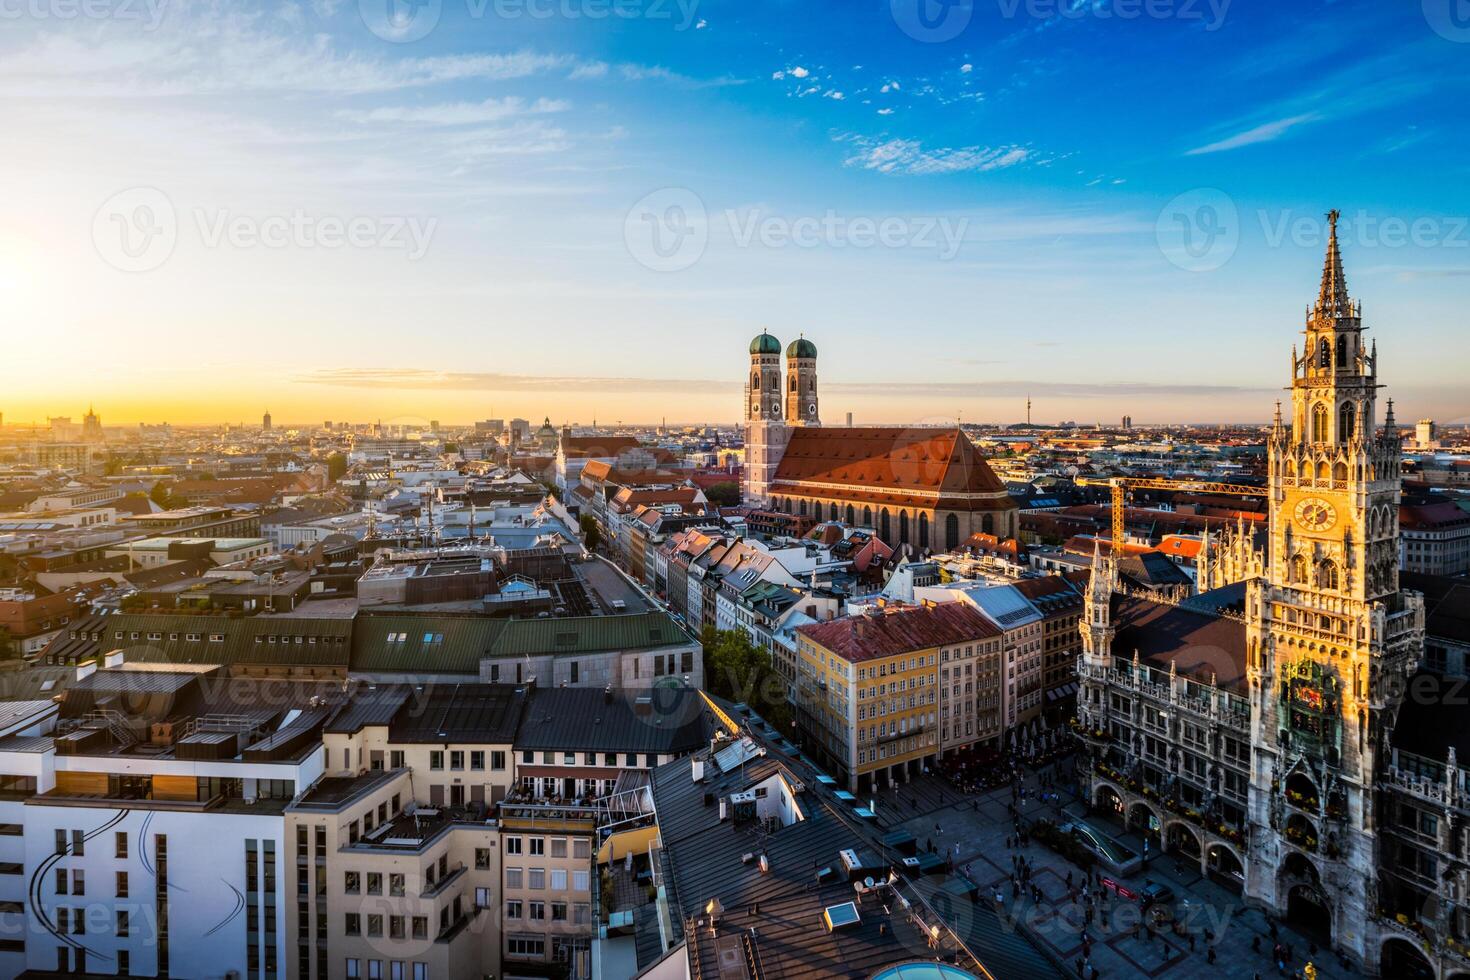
103, 650, 125, 669
692, 757, 705, 783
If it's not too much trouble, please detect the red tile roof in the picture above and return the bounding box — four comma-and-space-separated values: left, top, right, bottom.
771, 426, 1011, 511
797, 601, 1001, 663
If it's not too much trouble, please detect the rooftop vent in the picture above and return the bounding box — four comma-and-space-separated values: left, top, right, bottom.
822, 901, 861, 933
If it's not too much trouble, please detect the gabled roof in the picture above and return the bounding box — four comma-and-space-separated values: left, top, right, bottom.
1112, 595, 1246, 693
517, 686, 712, 755
771, 427, 1008, 508
797, 601, 999, 662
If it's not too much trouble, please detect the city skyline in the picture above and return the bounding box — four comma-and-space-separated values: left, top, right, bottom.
3, 0, 1468, 425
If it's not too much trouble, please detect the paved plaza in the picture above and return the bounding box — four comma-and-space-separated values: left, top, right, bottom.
870, 759, 1354, 980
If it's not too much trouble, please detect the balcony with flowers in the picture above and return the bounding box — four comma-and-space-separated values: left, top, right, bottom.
1284, 814, 1319, 852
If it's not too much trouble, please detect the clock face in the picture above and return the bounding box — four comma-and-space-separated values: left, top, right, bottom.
1294, 497, 1337, 532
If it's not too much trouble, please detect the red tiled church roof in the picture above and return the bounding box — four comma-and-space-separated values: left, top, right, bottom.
771, 427, 1009, 510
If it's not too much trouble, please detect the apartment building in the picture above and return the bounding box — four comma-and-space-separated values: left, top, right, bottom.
794, 601, 1000, 792
0, 661, 330, 979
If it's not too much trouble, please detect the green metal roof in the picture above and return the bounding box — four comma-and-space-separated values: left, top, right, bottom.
749, 331, 781, 355
106, 613, 352, 668
350, 611, 690, 675
487, 612, 688, 658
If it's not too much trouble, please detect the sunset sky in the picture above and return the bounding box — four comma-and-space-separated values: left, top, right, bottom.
2, 0, 1467, 427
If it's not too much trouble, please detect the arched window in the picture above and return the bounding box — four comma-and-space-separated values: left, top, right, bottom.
880, 509, 891, 542
1318, 338, 1330, 369
829, 502, 838, 522
1317, 461, 1330, 481
752, 373, 759, 391
945, 513, 960, 551
1316, 560, 1339, 591
769, 376, 778, 391
899, 511, 910, 545
798, 499, 807, 517
982, 513, 994, 535
846, 505, 855, 525
1311, 404, 1328, 443
789, 376, 796, 392
1333, 461, 1348, 483
918, 513, 929, 550
1290, 555, 1307, 584
1339, 402, 1355, 443
1335, 336, 1347, 369
863, 507, 872, 527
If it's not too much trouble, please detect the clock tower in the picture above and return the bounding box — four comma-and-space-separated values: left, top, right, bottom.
1244, 211, 1424, 962
743, 331, 789, 505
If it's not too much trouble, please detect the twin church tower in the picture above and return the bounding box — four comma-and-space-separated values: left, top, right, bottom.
743, 332, 820, 503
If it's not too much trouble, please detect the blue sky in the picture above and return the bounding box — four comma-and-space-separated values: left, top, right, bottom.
1, 0, 1466, 425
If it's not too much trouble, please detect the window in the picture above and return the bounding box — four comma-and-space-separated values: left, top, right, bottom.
470, 751, 485, 771
413, 964, 427, 980
390, 751, 405, 769
116, 909, 129, 938
573, 839, 591, 859
369, 962, 383, 980
367, 914, 383, 938
366, 872, 382, 895
115, 832, 127, 859
573, 870, 589, 891
72, 829, 84, 856
505, 837, 522, 855
429, 751, 444, 771
506, 867, 523, 889
391, 964, 404, 980
55, 868, 66, 895
116, 871, 128, 898
389, 873, 405, 897
552, 902, 568, 921
72, 870, 83, 896
346, 960, 360, 979
491, 751, 506, 771
528, 868, 545, 889
412, 916, 428, 940
475, 848, 490, 870
529, 901, 545, 921
450, 751, 464, 771
389, 915, 405, 940
475, 887, 492, 908
345, 871, 360, 894
506, 900, 522, 920
345, 913, 361, 936
550, 838, 567, 858
550, 869, 567, 890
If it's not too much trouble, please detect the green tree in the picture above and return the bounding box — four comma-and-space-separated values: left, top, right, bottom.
326, 452, 348, 482
579, 514, 601, 552
699, 626, 793, 734
703, 481, 741, 508
149, 482, 174, 509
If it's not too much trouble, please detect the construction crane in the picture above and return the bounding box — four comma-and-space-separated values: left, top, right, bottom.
1078, 477, 1268, 555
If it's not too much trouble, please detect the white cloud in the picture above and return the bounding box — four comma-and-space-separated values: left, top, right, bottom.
825, 90, 845, 100
877, 108, 894, 116
1186, 112, 1321, 155
842, 137, 1031, 176
771, 71, 785, 81
695, 18, 707, 28
960, 64, 973, 74
790, 66, 810, 78
337, 97, 569, 127
570, 61, 609, 80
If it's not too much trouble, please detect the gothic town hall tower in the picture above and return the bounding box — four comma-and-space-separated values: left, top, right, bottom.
1244, 211, 1425, 960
